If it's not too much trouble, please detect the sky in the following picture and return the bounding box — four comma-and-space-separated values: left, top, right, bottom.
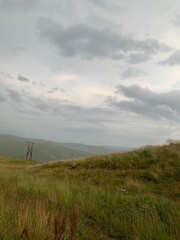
1, 0, 180, 147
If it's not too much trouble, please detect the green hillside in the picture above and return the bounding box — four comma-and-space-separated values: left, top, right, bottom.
0, 142, 179, 239
59, 142, 132, 155
0, 134, 131, 162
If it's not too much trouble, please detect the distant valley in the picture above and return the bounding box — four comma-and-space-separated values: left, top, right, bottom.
0, 134, 133, 162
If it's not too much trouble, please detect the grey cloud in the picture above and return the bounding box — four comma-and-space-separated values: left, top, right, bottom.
90, 0, 123, 12
6, 89, 23, 103
32, 99, 99, 118
2, 86, 178, 146
0, 96, 5, 102
4, 86, 106, 120
159, 50, 180, 65
5, 87, 66, 115
1, 72, 30, 82
173, 13, 180, 26
4, 87, 48, 115
13, 47, 27, 51
128, 53, 151, 64
18, 74, 30, 82
1, 72, 15, 79
33, 98, 49, 112
48, 87, 64, 94
6, 88, 113, 124
0, 0, 38, 11
7, 74, 14, 79
113, 100, 176, 120
90, 0, 114, 7
109, 84, 180, 121
118, 85, 180, 110
121, 67, 146, 79
37, 18, 170, 61
11, 46, 27, 56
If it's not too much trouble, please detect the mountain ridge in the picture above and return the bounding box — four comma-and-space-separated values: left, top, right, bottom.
0, 134, 133, 162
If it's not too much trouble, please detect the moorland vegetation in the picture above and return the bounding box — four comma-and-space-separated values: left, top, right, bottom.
0, 142, 179, 239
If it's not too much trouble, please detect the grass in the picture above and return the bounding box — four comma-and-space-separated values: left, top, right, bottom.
0, 143, 179, 239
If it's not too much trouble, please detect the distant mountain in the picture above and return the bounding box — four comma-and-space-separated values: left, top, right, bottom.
59, 143, 132, 155
0, 134, 133, 162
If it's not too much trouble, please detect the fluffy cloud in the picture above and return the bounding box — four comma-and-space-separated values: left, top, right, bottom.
18, 74, 30, 82
37, 18, 170, 61
159, 51, 180, 65
109, 84, 180, 121
3, 85, 111, 120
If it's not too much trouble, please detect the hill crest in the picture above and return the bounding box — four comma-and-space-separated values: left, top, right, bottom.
0, 134, 132, 162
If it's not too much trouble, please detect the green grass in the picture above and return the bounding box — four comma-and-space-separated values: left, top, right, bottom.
0, 143, 179, 239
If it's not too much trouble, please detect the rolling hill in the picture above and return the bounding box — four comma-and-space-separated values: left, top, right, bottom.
0, 134, 132, 162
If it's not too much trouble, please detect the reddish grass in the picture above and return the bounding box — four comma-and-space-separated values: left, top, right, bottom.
20, 227, 29, 239
69, 208, 76, 240
54, 213, 67, 240
19, 209, 76, 239
54, 213, 61, 240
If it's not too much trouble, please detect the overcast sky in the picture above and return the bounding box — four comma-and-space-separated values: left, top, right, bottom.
1, 0, 180, 147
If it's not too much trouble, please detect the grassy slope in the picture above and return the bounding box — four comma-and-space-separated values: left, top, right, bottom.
0, 135, 132, 162
0, 135, 92, 162
0, 143, 179, 239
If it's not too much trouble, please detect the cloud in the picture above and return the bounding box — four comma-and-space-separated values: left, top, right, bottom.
53, 73, 80, 82
128, 52, 151, 64
90, 0, 123, 12
159, 50, 180, 65
121, 67, 146, 79
18, 74, 30, 82
37, 18, 170, 61
173, 12, 180, 26
6, 89, 23, 103
4, 86, 110, 122
11, 46, 27, 56
32, 98, 50, 113
109, 84, 180, 121
1, 72, 30, 82
48, 87, 64, 94
0, 96, 5, 102
2, 84, 179, 146
1, 71, 15, 79
31, 97, 108, 119
0, 0, 38, 11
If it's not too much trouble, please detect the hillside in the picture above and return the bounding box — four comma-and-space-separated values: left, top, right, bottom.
0, 142, 179, 239
0, 134, 131, 162
59, 142, 131, 155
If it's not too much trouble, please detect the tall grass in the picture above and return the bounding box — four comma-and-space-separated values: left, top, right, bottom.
0, 143, 179, 239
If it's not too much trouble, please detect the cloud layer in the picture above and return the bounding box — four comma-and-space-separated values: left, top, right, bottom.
0, 0, 180, 146
109, 85, 180, 121
37, 18, 170, 62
